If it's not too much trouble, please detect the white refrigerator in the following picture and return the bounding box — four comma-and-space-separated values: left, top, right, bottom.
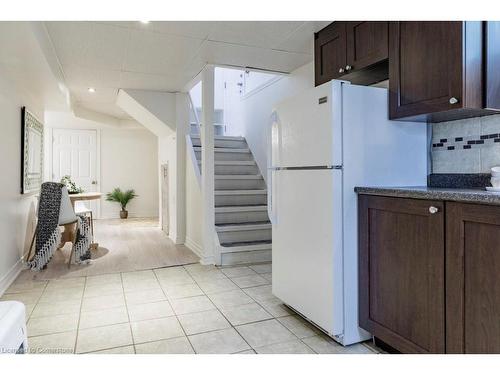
269, 80, 427, 346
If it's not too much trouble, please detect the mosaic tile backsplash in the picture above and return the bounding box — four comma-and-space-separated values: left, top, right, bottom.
431, 114, 500, 173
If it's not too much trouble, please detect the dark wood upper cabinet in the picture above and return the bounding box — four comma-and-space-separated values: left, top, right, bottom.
389, 21, 500, 122
315, 21, 388, 86
446, 202, 500, 354
346, 21, 388, 72
314, 22, 346, 86
358, 195, 445, 353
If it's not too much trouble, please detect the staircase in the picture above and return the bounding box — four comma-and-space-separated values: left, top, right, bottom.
190, 134, 272, 265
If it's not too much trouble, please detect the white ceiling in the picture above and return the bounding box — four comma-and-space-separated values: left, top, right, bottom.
44, 21, 329, 119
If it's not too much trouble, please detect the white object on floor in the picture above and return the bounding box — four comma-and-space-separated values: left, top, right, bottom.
270, 80, 427, 346
486, 186, 500, 192
0, 301, 27, 354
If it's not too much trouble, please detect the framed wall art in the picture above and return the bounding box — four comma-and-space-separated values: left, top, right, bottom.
21, 107, 44, 194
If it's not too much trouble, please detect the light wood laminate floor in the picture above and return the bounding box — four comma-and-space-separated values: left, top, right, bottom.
16, 218, 199, 281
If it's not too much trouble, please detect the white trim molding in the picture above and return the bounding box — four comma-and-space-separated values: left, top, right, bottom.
184, 236, 214, 265
0, 259, 24, 297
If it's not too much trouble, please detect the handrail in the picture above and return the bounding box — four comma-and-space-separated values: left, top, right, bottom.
188, 93, 201, 135
186, 134, 201, 187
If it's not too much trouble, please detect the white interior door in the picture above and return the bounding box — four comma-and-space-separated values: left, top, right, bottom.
52, 129, 99, 215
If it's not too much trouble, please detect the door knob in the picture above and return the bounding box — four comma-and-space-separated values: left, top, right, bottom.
338, 68, 345, 73
345, 65, 353, 71
91, 180, 98, 185
429, 206, 439, 214
449, 97, 459, 104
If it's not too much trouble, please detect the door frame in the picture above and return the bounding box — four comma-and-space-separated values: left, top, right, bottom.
46, 127, 102, 219
161, 163, 169, 235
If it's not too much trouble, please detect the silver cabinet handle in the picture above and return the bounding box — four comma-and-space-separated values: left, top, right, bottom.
449, 97, 459, 104
345, 65, 353, 71
338, 68, 345, 73
429, 206, 439, 214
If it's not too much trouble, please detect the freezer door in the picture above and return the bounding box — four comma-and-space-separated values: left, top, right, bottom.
272, 169, 343, 336
274, 82, 336, 168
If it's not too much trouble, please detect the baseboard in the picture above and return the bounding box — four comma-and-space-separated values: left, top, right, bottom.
0, 259, 24, 297
184, 236, 214, 265
184, 236, 203, 257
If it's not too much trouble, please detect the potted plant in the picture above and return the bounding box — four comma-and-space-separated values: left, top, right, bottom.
105, 188, 137, 219
60, 175, 84, 194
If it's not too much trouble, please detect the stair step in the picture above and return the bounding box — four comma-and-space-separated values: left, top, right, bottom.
215, 222, 271, 232
215, 205, 267, 213
193, 146, 250, 154
191, 135, 245, 141
215, 189, 267, 196
220, 239, 272, 248
215, 205, 270, 225
215, 175, 262, 180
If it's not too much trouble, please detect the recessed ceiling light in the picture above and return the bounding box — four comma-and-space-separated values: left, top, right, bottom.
140, 21, 150, 24
88, 87, 96, 93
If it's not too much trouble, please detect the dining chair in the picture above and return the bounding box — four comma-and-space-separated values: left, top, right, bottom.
74, 200, 94, 240
26, 186, 79, 269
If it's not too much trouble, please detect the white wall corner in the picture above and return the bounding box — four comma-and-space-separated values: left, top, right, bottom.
175, 92, 189, 244
201, 66, 216, 262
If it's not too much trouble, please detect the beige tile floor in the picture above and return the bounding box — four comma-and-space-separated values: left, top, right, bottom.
1, 263, 382, 354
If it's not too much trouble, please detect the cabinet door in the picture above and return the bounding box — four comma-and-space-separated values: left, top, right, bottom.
389, 21, 463, 119
346, 21, 388, 71
446, 202, 500, 353
314, 22, 346, 86
358, 195, 445, 353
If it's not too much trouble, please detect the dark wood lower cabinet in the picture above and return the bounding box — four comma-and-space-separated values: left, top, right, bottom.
446, 202, 500, 354
359, 195, 500, 353
358, 195, 445, 353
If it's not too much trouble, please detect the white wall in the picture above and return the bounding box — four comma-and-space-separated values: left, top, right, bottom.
0, 72, 42, 294
239, 62, 315, 181
45, 111, 159, 219
184, 147, 203, 256
100, 128, 158, 218
0, 21, 77, 294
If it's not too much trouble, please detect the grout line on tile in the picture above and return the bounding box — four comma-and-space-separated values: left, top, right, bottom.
73, 275, 87, 354
120, 272, 135, 351
151, 268, 195, 352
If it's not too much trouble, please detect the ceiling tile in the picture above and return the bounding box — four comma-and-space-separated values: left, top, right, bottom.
46, 21, 90, 66
45, 21, 322, 120
208, 21, 304, 49
123, 29, 203, 75
62, 65, 122, 88
119, 71, 182, 91
198, 40, 312, 73
47, 22, 130, 70
275, 21, 331, 54
148, 21, 216, 39
84, 23, 130, 70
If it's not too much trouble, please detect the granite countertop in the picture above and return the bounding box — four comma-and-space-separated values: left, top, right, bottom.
354, 186, 500, 206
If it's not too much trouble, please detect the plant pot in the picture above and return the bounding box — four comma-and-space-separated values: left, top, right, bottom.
120, 210, 128, 219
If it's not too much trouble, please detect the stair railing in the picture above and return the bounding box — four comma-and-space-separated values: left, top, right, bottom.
188, 93, 201, 135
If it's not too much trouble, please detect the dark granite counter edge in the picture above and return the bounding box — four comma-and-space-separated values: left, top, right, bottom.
354, 186, 500, 206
